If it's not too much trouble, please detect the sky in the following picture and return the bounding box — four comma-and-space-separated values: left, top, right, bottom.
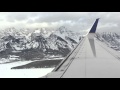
0, 12, 120, 33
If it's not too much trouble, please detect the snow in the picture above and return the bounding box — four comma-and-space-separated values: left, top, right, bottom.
13, 45, 25, 51
54, 27, 81, 44
0, 61, 54, 78
32, 42, 39, 49
96, 32, 120, 52
34, 29, 41, 33
0, 26, 83, 78
51, 28, 79, 50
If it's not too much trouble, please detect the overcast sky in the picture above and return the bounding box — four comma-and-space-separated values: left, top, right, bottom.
0, 12, 120, 33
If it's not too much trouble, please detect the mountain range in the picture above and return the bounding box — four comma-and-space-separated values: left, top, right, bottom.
0, 26, 82, 61
96, 32, 120, 51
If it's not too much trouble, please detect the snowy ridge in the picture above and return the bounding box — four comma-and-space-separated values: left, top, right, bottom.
96, 32, 120, 51
0, 26, 82, 63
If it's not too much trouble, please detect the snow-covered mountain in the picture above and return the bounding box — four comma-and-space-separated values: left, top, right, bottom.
0, 26, 82, 62
54, 26, 80, 43
96, 32, 120, 51
46, 26, 81, 56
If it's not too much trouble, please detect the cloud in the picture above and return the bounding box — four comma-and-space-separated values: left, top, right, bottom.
34, 12, 91, 23
0, 19, 3, 21
27, 19, 34, 24
0, 12, 120, 32
5, 12, 41, 22
7, 13, 29, 22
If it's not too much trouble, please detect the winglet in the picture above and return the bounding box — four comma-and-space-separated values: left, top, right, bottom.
89, 18, 100, 33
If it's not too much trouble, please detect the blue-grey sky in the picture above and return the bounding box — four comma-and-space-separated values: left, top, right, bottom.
0, 12, 120, 33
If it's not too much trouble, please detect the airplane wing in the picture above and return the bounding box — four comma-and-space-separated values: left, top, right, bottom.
43, 18, 120, 78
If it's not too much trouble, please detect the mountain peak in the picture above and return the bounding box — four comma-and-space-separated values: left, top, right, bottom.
57, 26, 67, 34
